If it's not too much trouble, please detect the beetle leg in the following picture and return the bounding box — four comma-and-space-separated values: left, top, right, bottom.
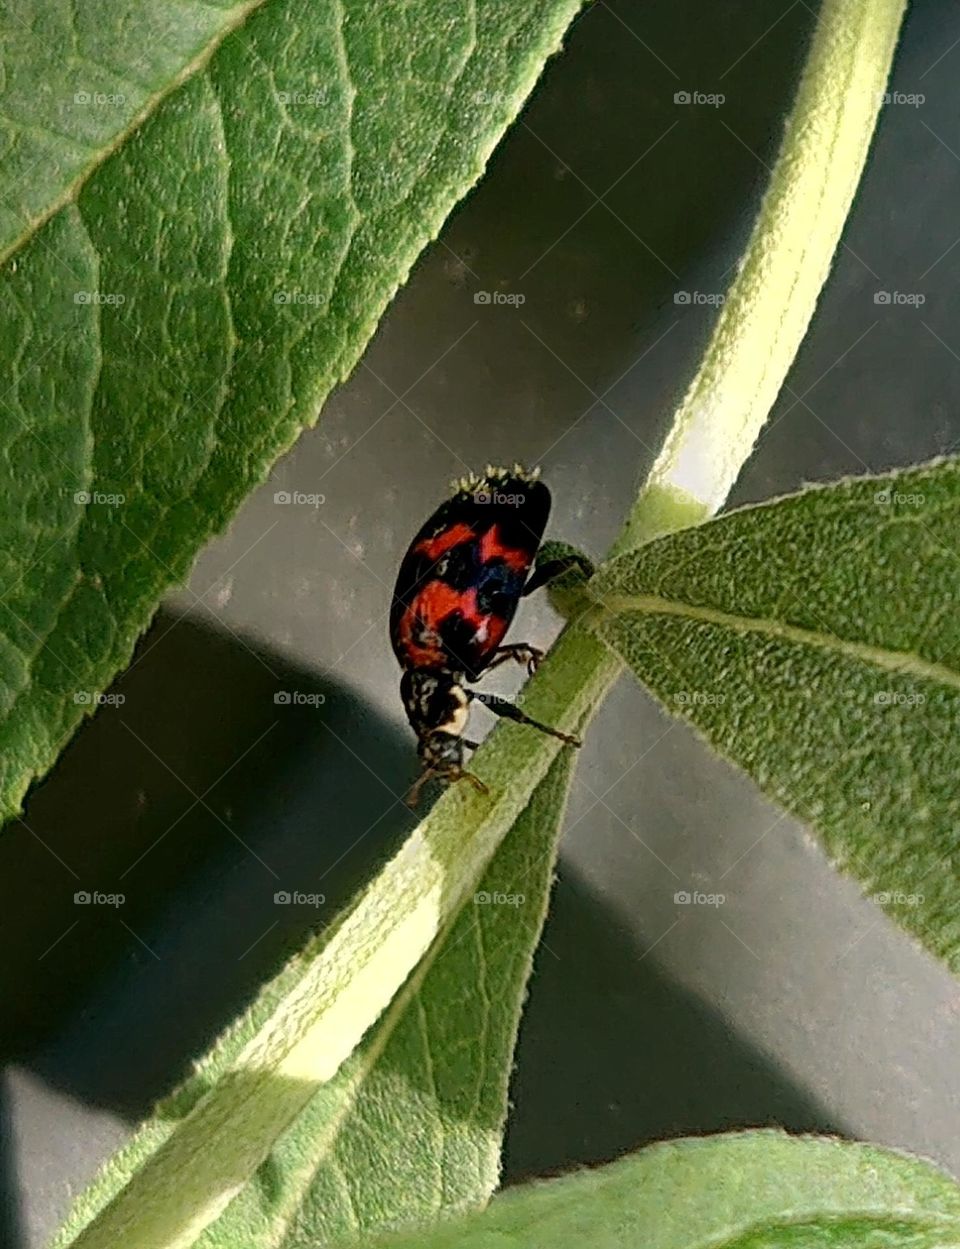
405, 766, 435, 808
481, 642, 544, 676
472, 690, 581, 746
522, 553, 592, 598
456, 767, 489, 794
405, 761, 488, 808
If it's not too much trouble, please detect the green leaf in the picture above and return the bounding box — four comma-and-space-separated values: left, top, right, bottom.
0, 0, 585, 822
361, 1131, 960, 1249
589, 458, 960, 972
53, 748, 577, 1249
0, 0, 261, 263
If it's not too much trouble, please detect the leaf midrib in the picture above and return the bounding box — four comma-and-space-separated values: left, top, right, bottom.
592, 592, 960, 691
0, 0, 271, 269
256, 939, 439, 1249
704, 1209, 960, 1249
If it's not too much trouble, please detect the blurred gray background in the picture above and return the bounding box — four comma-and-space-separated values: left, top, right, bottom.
4, 1, 960, 1245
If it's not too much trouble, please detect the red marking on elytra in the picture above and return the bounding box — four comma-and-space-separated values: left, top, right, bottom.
446, 585, 511, 660
414, 522, 475, 561
398, 582, 467, 666
474, 611, 510, 654
479, 524, 530, 571
397, 579, 510, 670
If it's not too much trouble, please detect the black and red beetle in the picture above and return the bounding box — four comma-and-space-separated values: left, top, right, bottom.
390, 464, 580, 805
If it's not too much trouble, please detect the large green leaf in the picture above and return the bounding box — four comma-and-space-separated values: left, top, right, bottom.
54, 749, 576, 1249
363, 1131, 960, 1249
0, 0, 265, 263
589, 458, 960, 971
0, 0, 584, 822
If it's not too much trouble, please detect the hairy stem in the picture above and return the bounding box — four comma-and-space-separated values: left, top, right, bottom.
612, 0, 907, 555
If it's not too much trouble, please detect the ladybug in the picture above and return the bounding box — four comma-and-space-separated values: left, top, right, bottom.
390, 464, 580, 805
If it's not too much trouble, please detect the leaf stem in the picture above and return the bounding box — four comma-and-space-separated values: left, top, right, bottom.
611, 0, 907, 555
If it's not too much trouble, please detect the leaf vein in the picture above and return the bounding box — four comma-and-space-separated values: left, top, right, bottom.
595, 593, 960, 691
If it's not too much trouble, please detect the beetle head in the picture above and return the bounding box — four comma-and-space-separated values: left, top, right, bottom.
400, 671, 486, 805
